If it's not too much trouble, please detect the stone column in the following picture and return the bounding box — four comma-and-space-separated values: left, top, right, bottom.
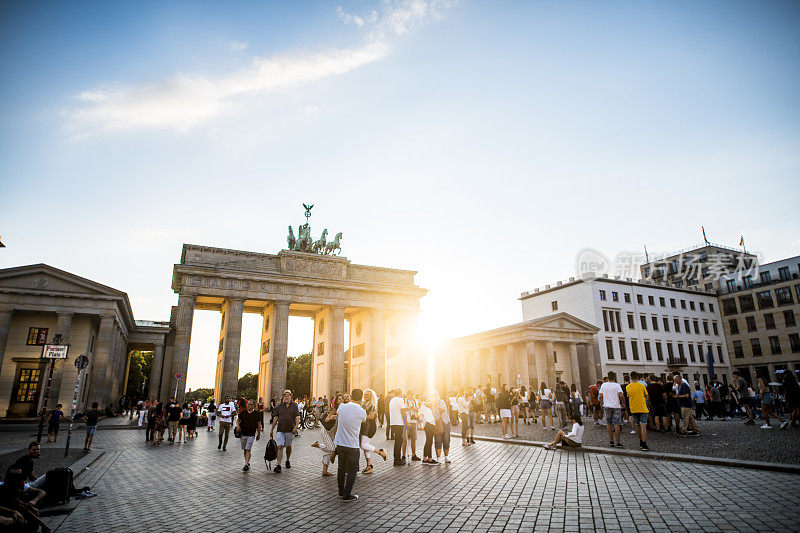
585, 343, 598, 384
369, 310, 386, 396
148, 341, 165, 399
545, 341, 556, 387
327, 306, 345, 397
271, 301, 290, 400
569, 343, 581, 391
87, 315, 115, 408
472, 350, 482, 387
459, 352, 468, 388
219, 298, 245, 400
526, 341, 539, 388
0, 309, 12, 377
767, 364, 776, 383
505, 344, 515, 386
170, 294, 196, 402
46, 312, 74, 410
488, 346, 502, 387
535, 342, 548, 388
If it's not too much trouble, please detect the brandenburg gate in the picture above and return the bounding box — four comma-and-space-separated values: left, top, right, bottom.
164, 216, 426, 403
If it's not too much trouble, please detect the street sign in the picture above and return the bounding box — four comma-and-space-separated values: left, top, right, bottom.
42, 344, 69, 359
516, 372, 522, 379
74, 354, 89, 370
175, 372, 182, 380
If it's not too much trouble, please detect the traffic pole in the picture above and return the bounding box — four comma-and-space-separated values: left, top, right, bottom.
64, 354, 89, 457
36, 358, 57, 443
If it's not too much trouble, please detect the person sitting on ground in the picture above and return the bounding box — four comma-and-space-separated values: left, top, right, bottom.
543, 414, 584, 450
10, 442, 47, 503
0, 467, 50, 533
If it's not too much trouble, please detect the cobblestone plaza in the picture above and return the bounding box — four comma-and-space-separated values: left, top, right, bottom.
2, 422, 797, 532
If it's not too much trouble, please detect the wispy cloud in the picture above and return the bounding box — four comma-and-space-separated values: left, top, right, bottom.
229, 40, 249, 51
304, 104, 320, 114
68, 1, 451, 136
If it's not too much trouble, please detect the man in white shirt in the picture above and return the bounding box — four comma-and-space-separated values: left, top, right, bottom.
334, 389, 366, 502
599, 372, 625, 448
217, 395, 237, 451
388, 388, 408, 465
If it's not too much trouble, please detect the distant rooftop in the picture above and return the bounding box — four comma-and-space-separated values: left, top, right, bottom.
520, 274, 716, 300
135, 320, 170, 328
647, 242, 755, 262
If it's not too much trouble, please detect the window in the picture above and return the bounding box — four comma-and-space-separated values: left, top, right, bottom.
659, 317, 668, 332
756, 290, 774, 309
615, 311, 622, 332
779, 266, 791, 281
698, 344, 705, 362
599, 290, 607, 301
681, 300, 687, 309
603, 310, 609, 331
690, 301, 696, 311
688, 343, 696, 362
624, 293, 631, 303
750, 338, 762, 356
796, 284, 800, 303
551, 301, 558, 311
606, 338, 614, 359
712, 321, 719, 335
648, 295, 655, 306
26, 328, 48, 346
678, 343, 685, 360
14, 368, 42, 402
655, 342, 664, 361
667, 343, 674, 358
700, 302, 705, 311
612, 291, 619, 302
693, 320, 700, 334
705, 283, 713, 291
784, 310, 796, 327
619, 340, 627, 360
637, 294, 643, 305
710, 303, 714, 313
640, 315, 647, 330
790, 333, 800, 353
769, 336, 782, 355
722, 298, 738, 315
631, 341, 639, 361
684, 318, 691, 332
743, 275, 753, 289
674, 318, 681, 333
651, 316, 659, 331
733, 340, 744, 358
746, 316, 757, 332
703, 321, 709, 335
726, 279, 737, 292
627, 314, 635, 329
776, 287, 794, 306
644, 342, 652, 361
729, 319, 739, 334
658, 297, 665, 307
717, 345, 724, 363
760, 271, 772, 284
670, 298, 676, 308
739, 294, 756, 313
765, 313, 776, 329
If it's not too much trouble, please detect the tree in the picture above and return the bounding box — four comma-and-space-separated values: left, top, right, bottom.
286, 353, 312, 398
237, 372, 258, 400
125, 350, 153, 398
185, 388, 214, 402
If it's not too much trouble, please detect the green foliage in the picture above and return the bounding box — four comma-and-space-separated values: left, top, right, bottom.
286, 353, 312, 399
185, 388, 214, 402
125, 350, 153, 398
237, 372, 258, 400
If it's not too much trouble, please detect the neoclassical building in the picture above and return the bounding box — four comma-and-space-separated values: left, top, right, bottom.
440, 313, 599, 393
0, 264, 170, 417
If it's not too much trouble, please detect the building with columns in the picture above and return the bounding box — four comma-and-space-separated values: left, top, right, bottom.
0, 264, 170, 418
520, 275, 732, 386
440, 313, 599, 393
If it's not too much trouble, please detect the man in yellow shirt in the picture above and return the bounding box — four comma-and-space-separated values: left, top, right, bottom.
626, 371, 650, 451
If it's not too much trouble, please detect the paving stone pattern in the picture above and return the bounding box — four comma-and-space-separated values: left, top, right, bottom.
29, 426, 799, 532
469, 417, 800, 465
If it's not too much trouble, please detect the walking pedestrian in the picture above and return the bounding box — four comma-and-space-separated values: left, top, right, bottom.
436, 391, 452, 463
733, 370, 755, 424
166, 398, 181, 444
626, 371, 650, 450
82, 402, 101, 452
388, 388, 407, 465
206, 399, 216, 431
510, 387, 521, 437
758, 377, 788, 429
45, 403, 64, 443
588, 381, 602, 426
178, 403, 190, 443
270, 389, 300, 473
334, 389, 366, 502
217, 396, 237, 451
599, 372, 624, 448
457, 388, 472, 446
236, 400, 262, 471
403, 391, 421, 462
539, 383, 555, 430
675, 375, 699, 436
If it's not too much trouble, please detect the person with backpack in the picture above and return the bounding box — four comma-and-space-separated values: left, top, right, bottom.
270, 389, 300, 473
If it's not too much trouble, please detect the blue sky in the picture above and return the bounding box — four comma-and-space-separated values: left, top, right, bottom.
1, 1, 799, 389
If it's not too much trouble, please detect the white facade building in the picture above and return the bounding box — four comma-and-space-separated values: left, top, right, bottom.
519, 276, 732, 385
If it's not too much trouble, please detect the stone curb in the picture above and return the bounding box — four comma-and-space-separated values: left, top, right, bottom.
451, 433, 800, 475
72, 448, 106, 480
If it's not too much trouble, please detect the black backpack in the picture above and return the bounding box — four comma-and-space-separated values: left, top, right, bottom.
44, 467, 73, 505
264, 437, 278, 469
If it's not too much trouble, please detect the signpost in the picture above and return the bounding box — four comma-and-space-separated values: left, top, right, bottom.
175, 372, 182, 399
516, 372, 522, 386
64, 354, 90, 457
36, 338, 69, 443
